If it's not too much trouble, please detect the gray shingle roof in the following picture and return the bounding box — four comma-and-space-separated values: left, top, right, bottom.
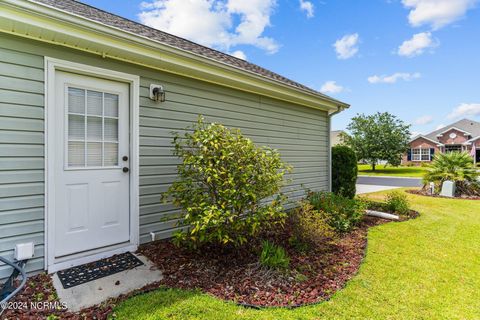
32, 0, 341, 103
424, 118, 480, 141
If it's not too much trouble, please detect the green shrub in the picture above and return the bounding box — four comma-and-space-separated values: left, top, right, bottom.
385, 191, 410, 215
423, 152, 480, 196
331, 146, 358, 199
423, 152, 478, 184
259, 241, 290, 270
289, 201, 335, 250
163, 116, 291, 248
308, 192, 365, 233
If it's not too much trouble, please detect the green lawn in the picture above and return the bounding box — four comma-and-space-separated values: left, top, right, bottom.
358, 164, 427, 177
114, 190, 480, 319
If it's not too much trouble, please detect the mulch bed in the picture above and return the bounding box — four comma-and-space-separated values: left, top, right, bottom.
407, 189, 480, 200
139, 216, 390, 307
3, 213, 416, 318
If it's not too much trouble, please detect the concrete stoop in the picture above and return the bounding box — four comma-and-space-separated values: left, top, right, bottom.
52, 254, 163, 312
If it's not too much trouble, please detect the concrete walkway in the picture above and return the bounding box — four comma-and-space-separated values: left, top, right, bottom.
53, 254, 163, 312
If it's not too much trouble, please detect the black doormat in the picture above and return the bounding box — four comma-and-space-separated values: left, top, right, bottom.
57, 252, 144, 289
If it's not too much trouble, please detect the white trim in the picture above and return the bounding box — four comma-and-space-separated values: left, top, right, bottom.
466, 136, 480, 144
436, 126, 472, 137
409, 135, 443, 146
44, 57, 140, 273
410, 147, 432, 162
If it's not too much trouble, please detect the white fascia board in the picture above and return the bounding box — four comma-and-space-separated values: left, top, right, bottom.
436, 126, 472, 137
409, 135, 443, 146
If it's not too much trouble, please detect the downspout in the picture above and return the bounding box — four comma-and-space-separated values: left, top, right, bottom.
328, 106, 344, 192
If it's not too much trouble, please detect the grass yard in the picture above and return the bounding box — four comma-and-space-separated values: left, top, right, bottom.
358, 164, 428, 177
114, 190, 480, 320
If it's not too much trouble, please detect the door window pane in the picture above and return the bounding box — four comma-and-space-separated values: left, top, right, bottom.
104, 93, 119, 117
68, 88, 85, 114
87, 90, 103, 116
66, 87, 121, 168
87, 142, 103, 166
68, 141, 85, 167
68, 115, 85, 140
104, 143, 119, 166
87, 116, 103, 140
104, 118, 118, 141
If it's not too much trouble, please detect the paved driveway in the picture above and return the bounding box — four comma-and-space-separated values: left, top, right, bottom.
356, 176, 422, 195
357, 176, 422, 187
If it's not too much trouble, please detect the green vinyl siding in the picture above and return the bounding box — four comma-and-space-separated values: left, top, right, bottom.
0, 42, 45, 279
0, 33, 330, 277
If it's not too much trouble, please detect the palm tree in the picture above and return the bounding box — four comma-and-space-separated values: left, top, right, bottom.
423, 152, 479, 195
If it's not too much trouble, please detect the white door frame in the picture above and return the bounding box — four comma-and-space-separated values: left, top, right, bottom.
44, 57, 140, 273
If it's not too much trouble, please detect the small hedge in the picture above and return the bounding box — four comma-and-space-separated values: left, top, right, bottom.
308, 192, 365, 233
332, 145, 358, 199
163, 116, 291, 248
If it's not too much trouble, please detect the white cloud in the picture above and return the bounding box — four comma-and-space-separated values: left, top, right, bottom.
402, 0, 478, 30
231, 50, 247, 60
139, 0, 279, 54
447, 103, 480, 119
320, 81, 344, 94
299, 0, 314, 18
333, 33, 359, 60
368, 72, 421, 84
411, 131, 424, 137
414, 115, 433, 125
436, 123, 446, 130
397, 32, 438, 57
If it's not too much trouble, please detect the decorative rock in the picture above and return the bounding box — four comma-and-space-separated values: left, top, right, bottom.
440, 180, 455, 197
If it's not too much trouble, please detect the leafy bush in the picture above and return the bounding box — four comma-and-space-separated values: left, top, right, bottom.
331, 145, 358, 199
289, 201, 335, 250
423, 152, 478, 184
423, 152, 480, 196
308, 192, 365, 233
259, 241, 290, 270
385, 191, 410, 215
163, 116, 291, 248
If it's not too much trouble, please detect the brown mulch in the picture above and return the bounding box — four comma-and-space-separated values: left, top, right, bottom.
2, 214, 410, 318
138, 216, 389, 307
407, 189, 480, 200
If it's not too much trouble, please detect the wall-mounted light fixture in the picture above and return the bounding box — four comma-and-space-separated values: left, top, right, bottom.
149, 84, 166, 102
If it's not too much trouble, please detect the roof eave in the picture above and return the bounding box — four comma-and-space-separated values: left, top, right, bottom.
410, 135, 444, 146
0, 0, 349, 113
436, 126, 472, 137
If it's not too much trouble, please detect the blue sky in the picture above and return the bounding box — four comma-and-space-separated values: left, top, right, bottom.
82, 0, 480, 134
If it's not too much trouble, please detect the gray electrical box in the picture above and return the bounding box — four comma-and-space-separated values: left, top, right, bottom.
440, 181, 455, 197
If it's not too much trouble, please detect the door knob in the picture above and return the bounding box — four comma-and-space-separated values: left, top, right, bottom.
123, 156, 128, 161
123, 167, 129, 173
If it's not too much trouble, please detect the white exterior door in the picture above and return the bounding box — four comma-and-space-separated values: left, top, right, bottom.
53, 71, 130, 258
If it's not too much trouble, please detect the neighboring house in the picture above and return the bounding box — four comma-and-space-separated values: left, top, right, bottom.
0, 0, 349, 277
330, 130, 346, 146
403, 119, 480, 165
